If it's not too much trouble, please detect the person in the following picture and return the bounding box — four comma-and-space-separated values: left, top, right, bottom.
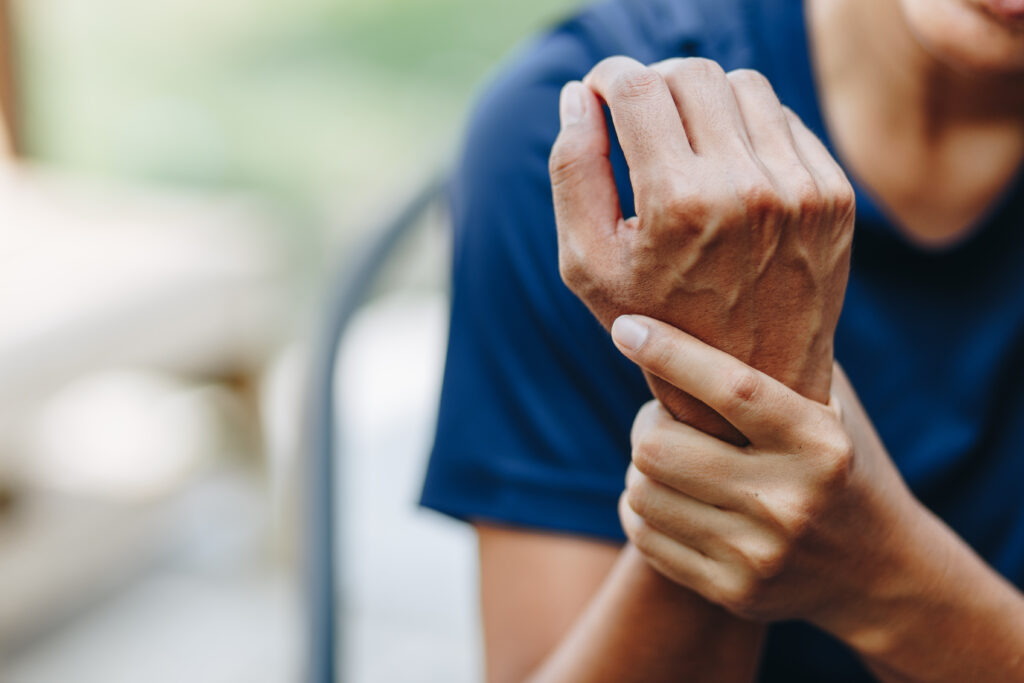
420, 0, 1024, 679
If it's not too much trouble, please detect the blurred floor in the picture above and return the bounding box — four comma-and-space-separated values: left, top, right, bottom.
339, 292, 481, 683
4, 569, 298, 683
2, 473, 301, 683
1, 288, 479, 683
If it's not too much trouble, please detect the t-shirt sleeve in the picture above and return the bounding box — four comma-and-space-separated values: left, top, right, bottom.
419, 29, 652, 543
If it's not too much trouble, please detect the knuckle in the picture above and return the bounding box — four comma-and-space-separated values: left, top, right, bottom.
721, 367, 761, 411
625, 474, 653, 517
627, 517, 656, 553
554, 233, 592, 293
832, 177, 857, 217
680, 56, 727, 81
726, 68, 772, 91
631, 429, 667, 478
735, 177, 779, 215
778, 488, 820, 538
641, 397, 666, 421
718, 573, 761, 617
648, 173, 689, 203
630, 400, 662, 447
548, 138, 585, 186
819, 430, 855, 487
784, 173, 822, 216
657, 177, 706, 217
652, 186, 703, 226
556, 242, 611, 300
648, 341, 686, 386
610, 67, 664, 101
738, 538, 787, 580
593, 55, 639, 76
781, 105, 801, 127
785, 513, 813, 541
557, 249, 586, 289
649, 56, 687, 77
794, 175, 821, 208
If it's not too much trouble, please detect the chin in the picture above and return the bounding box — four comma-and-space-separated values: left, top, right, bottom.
899, 0, 1024, 76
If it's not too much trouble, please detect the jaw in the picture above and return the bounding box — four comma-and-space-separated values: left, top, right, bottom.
899, 0, 1024, 75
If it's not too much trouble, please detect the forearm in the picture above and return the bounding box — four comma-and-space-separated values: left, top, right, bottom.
529, 544, 764, 683
825, 501, 1024, 682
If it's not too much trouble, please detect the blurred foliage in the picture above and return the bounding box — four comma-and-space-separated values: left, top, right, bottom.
14, 0, 579, 233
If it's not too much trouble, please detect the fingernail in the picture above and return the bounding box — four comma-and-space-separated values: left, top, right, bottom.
559, 81, 585, 127
612, 315, 648, 351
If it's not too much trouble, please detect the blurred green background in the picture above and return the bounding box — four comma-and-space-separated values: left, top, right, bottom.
1, 4, 585, 679
17, 0, 579, 242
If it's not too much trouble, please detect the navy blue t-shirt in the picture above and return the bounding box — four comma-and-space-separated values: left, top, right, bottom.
421, 0, 1024, 679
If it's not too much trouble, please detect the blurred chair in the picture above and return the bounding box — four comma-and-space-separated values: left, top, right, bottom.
306, 175, 479, 682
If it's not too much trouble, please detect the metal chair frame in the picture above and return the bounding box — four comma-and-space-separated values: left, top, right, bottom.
304, 176, 447, 683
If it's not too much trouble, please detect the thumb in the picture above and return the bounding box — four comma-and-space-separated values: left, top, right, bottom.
549, 81, 621, 265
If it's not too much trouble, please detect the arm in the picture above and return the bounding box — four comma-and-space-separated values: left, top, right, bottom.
826, 366, 1024, 681
477, 524, 763, 683
856, 510, 1024, 682
611, 315, 1024, 682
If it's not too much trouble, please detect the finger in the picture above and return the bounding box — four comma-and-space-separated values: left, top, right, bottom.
630, 403, 752, 508
783, 107, 857, 247
725, 69, 810, 190
629, 399, 662, 451
650, 58, 751, 157
582, 56, 694, 183
550, 81, 622, 246
550, 81, 624, 280
625, 466, 743, 561
619, 491, 722, 593
611, 314, 821, 445
782, 106, 849, 193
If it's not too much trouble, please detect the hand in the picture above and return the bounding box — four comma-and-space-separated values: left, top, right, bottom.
611, 314, 942, 646
549, 57, 855, 441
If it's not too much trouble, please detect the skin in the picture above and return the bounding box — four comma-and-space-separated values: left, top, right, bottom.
478, 531, 763, 683
478, 0, 1024, 680
552, 56, 855, 443
615, 316, 1024, 680
812, 0, 1024, 246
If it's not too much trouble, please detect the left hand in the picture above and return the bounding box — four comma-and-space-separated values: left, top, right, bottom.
611, 314, 942, 642
550, 57, 855, 442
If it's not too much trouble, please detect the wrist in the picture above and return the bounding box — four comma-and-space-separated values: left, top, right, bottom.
621, 544, 766, 680
811, 496, 948, 657
748, 339, 835, 405
814, 497, 1023, 671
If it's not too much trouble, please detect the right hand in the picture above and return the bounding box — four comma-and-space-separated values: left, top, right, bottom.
549, 56, 856, 442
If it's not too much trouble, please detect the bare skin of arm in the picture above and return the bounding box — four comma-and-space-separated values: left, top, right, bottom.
476, 526, 619, 683
477, 525, 763, 683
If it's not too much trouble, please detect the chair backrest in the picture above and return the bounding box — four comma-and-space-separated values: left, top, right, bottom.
304, 175, 447, 683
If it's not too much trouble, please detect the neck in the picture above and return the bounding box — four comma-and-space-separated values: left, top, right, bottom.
807, 0, 1024, 246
